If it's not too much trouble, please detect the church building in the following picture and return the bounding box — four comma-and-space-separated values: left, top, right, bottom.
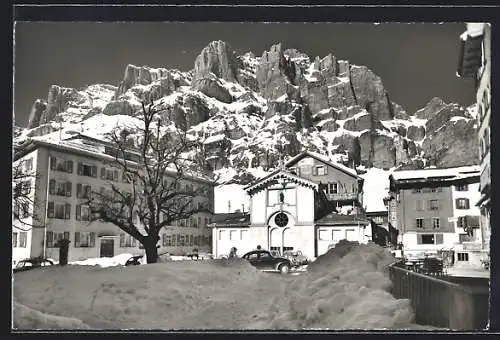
211, 151, 371, 260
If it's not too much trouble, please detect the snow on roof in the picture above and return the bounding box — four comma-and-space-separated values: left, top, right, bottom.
360, 168, 393, 213
245, 169, 318, 193
286, 150, 360, 178
214, 184, 250, 214
391, 165, 480, 181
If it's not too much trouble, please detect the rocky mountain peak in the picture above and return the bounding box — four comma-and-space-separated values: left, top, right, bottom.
193, 40, 239, 82
413, 97, 447, 119
17, 42, 480, 181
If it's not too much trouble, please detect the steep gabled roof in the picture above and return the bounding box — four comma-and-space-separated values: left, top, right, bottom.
285, 150, 362, 180
244, 169, 318, 196
315, 212, 369, 226
210, 212, 250, 228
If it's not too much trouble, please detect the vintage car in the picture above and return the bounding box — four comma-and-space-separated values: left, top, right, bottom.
241, 250, 292, 274
13, 257, 54, 273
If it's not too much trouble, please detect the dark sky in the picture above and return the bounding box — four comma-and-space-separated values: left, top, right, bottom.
14, 22, 476, 127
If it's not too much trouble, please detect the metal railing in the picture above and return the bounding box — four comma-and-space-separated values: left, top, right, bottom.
388, 261, 489, 330
326, 193, 358, 201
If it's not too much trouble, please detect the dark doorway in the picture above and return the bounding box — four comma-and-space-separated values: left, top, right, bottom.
100, 239, 114, 258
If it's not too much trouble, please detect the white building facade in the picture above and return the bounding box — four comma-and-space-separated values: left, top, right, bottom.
457, 22, 491, 263
388, 166, 484, 270
211, 152, 371, 260
12, 133, 215, 265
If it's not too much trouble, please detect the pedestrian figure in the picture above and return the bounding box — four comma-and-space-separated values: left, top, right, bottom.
229, 247, 237, 258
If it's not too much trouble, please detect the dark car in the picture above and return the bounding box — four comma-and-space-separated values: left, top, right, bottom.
125, 255, 143, 266
241, 250, 292, 274
13, 258, 54, 273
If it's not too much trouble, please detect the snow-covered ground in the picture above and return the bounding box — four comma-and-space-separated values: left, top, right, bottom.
12, 242, 435, 330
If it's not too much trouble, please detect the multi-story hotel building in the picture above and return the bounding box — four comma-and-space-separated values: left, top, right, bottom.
12, 132, 215, 264
457, 23, 491, 259
387, 166, 484, 268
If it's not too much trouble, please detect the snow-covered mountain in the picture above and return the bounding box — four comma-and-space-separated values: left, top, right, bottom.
17, 40, 479, 185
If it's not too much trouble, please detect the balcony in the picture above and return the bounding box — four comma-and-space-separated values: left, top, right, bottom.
461, 242, 483, 251
326, 193, 358, 201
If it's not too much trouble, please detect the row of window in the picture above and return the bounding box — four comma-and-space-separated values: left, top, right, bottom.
412, 187, 443, 194
322, 182, 357, 195
318, 229, 358, 242
415, 199, 440, 211
162, 234, 212, 247
12, 231, 27, 248
46, 200, 212, 226
413, 198, 470, 211
50, 157, 210, 195
416, 218, 441, 229
218, 229, 248, 241
412, 185, 470, 194
289, 165, 331, 177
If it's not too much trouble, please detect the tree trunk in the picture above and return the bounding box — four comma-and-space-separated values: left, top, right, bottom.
144, 237, 159, 263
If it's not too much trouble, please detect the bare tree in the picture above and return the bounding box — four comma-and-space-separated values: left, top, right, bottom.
12, 160, 39, 231
88, 102, 215, 263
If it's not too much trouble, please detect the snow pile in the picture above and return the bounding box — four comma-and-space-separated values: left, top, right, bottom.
13, 243, 436, 330
248, 241, 417, 330
13, 300, 91, 330
69, 253, 136, 268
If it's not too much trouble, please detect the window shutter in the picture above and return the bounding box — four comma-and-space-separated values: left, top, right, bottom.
114, 170, 119, 181
86, 185, 92, 198
66, 182, 72, 197
65, 204, 71, 219
66, 160, 73, 173
90, 233, 96, 247
435, 234, 443, 244
64, 232, 70, 240
465, 199, 470, 209
49, 179, 56, 195
50, 157, 57, 170
46, 231, 53, 248
312, 166, 317, 176
76, 184, 82, 198
77, 162, 83, 175
324, 166, 328, 175
76, 205, 81, 220
47, 202, 54, 218
100, 167, 106, 179
455, 198, 460, 208
120, 233, 125, 247
74, 232, 80, 247
417, 234, 422, 244
91, 165, 97, 177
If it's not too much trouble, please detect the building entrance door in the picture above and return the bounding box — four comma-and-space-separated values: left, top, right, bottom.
100, 239, 114, 258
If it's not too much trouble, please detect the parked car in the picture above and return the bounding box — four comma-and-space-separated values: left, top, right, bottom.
283, 250, 309, 266
13, 258, 54, 273
125, 255, 143, 266
241, 250, 292, 274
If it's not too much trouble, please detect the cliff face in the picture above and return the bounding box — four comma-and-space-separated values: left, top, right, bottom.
18, 40, 479, 181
